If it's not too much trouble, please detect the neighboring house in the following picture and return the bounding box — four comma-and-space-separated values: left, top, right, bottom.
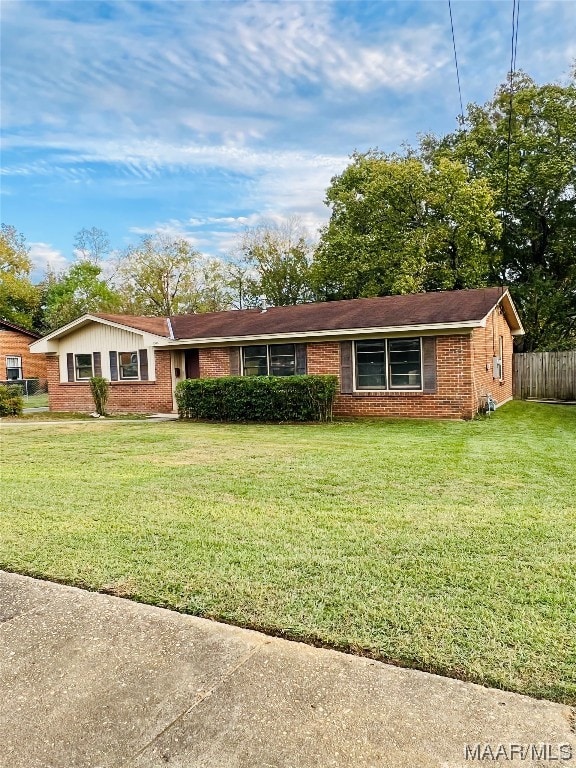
30, 287, 523, 419
0, 319, 48, 383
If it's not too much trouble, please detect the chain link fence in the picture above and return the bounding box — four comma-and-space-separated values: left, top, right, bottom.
0, 378, 49, 406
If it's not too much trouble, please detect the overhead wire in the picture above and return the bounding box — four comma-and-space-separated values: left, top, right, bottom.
504, 0, 520, 217
448, 0, 465, 126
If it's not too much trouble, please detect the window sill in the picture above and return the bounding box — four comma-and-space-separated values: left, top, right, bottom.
59, 380, 156, 386
344, 390, 430, 397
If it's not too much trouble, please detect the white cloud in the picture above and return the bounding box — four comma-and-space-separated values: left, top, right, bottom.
28, 242, 68, 275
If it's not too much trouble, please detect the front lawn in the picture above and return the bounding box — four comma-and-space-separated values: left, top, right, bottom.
1, 401, 574, 703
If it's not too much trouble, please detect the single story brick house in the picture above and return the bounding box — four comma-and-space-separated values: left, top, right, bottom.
30, 287, 523, 419
1, 319, 48, 383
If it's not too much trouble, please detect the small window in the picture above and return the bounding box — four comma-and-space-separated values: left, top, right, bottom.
119, 351, 139, 379
75, 354, 93, 380
388, 338, 421, 389
6, 356, 22, 380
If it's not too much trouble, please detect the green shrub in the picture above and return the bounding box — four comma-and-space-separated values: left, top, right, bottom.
89, 376, 110, 416
0, 384, 24, 416
176, 375, 338, 423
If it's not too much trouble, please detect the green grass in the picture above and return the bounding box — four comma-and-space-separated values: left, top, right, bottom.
22, 392, 49, 408
1, 401, 574, 703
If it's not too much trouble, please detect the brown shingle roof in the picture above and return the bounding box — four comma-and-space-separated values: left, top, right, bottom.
0, 319, 41, 338
169, 288, 509, 340
95, 314, 171, 337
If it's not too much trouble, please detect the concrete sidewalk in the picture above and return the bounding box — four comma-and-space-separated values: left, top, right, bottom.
0, 572, 573, 768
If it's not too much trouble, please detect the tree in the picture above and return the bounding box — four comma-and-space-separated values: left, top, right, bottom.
236, 219, 313, 306
42, 261, 122, 331
311, 153, 500, 300
73, 227, 111, 264
116, 234, 231, 316
0, 224, 41, 330
423, 71, 576, 350
224, 260, 262, 309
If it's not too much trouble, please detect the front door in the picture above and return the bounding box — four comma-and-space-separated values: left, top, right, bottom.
184, 348, 200, 379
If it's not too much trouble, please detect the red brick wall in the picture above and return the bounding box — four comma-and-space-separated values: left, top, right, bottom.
307, 337, 475, 420
0, 329, 48, 380
45, 322, 514, 418
47, 350, 174, 413
199, 347, 231, 377
183, 339, 479, 420
471, 306, 514, 411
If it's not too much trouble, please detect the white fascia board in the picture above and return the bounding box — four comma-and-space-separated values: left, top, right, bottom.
30, 314, 170, 353
153, 320, 480, 349
479, 290, 525, 337
500, 292, 525, 335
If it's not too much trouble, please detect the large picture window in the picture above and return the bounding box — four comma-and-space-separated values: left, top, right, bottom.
355, 338, 422, 391
75, 353, 93, 381
242, 344, 296, 377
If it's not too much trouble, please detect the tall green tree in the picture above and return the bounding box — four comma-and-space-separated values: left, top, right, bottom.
43, 261, 122, 331
237, 218, 313, 306
423, 71, 576, 350
116, 234, 232, 316
0, 224, 41, 330
311, 153, 500, 299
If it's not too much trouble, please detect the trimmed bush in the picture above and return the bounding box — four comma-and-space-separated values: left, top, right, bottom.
89, 376, 110, 416
0, 384, 24, 416
176, 375, 338, 423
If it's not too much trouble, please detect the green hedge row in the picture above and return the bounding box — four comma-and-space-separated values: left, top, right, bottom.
175, 375, 338, 422
0, 384, 24, 416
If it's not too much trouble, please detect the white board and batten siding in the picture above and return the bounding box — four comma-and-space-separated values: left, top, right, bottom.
57, 324, 156, 382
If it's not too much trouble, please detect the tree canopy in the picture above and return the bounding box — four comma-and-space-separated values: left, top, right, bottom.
236, 219, 313, 307
0, 224, 41, 330
42, 261, 121, 332
311, 154, 500, 299
115, 234, 231, 316
311, 70, 576, 350
423, 71, 576, 350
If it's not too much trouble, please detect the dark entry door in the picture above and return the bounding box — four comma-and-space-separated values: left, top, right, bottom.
184, 349, 200, 379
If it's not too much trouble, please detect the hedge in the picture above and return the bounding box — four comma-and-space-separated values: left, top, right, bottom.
175, 375, 338, 422
0, 384, 24, 417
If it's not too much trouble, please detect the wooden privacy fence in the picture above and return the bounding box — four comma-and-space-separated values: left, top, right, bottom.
513, 351, 576, 401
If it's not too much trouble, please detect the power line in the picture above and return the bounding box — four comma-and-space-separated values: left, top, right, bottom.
448, 0, 465, 126
504, 0, 520, 215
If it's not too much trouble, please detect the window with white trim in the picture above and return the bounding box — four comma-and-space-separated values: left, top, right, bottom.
119, 351, 139, 379
242, 344, 296, 376
6, 356, 22, 380
355, 338, 422, 391
75, 353, 93, 380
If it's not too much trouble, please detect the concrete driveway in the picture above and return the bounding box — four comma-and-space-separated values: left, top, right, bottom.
0, 571, 573, 768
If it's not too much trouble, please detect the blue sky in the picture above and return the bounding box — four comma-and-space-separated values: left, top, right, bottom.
1, 0, 574, 279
